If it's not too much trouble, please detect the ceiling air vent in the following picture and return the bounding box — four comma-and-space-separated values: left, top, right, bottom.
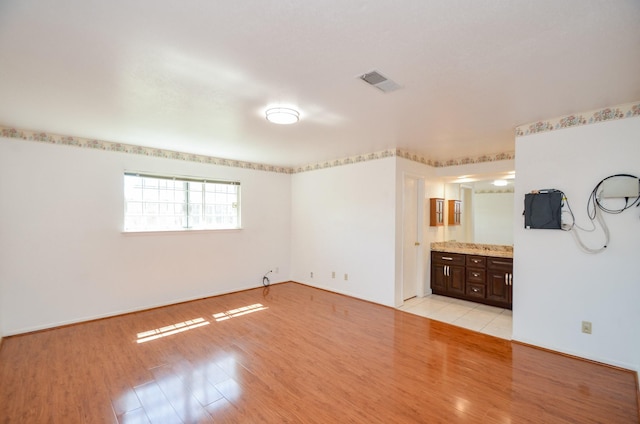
359, 70, 402, 93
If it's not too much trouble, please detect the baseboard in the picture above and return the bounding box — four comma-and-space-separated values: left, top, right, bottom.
290, 280, 393, 308
512, 339, 638, 376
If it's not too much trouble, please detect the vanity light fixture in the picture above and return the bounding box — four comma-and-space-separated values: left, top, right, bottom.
265, 107, 300, 125
454, 177, 475, 184
493, 179, 508, 187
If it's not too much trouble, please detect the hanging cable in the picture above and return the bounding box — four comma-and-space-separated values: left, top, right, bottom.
262, 270, 272, 287
587, 174, 640, 217
569, 193, 610, 254
565, 174, 638, 253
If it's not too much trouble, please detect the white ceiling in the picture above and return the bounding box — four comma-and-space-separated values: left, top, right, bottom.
0, 1, 639, 168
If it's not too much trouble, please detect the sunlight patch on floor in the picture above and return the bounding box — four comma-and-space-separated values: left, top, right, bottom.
136, 317, 210, 343
213, 303, 267, 322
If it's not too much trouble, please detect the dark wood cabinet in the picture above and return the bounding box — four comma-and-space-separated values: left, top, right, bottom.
486, 258, 513, 308
465, 255, 486, 300
431, 251, 512, 309
430, 198, 445, 226
447, 265, 466, 295
430, 252, 465, 296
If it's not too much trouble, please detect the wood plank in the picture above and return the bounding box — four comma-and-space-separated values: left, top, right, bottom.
0, 282, 637, 423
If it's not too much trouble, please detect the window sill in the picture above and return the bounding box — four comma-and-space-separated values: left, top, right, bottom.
122, 228, 242, 236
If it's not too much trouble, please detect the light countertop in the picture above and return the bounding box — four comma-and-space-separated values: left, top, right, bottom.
430, 242, 513, 259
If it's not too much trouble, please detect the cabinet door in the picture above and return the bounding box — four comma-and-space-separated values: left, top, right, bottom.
486, 270, 510, 305
430, 198, 445, 226
431, 263, 446, 293
447, 265, 466, 295
448, 200, 461, 225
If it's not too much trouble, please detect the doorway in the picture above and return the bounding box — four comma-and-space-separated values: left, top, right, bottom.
402, 175, 423, 301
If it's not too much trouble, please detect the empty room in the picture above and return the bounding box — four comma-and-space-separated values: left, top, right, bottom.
0, 1, 639, 423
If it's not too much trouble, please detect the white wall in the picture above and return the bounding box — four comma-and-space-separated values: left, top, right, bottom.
513, 116, 640, 371
290, 158, 397, 306
0, 138, 291, 335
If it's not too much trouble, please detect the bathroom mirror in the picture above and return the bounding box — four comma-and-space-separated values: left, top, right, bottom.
443, 179, 514, 245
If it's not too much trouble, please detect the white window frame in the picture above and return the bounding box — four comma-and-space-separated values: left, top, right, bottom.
123, 172, 241, 232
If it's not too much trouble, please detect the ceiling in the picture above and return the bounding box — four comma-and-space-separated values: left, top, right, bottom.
0, 1, 639, 168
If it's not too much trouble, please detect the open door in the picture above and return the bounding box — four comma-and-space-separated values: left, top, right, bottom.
402, 175, 422, 301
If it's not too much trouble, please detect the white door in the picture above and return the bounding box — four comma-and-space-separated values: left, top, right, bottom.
402, 175, 419, 300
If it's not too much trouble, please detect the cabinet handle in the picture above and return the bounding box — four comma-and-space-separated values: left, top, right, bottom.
472, 259, 481, 263
472, 272, 480, 277
504, 273, 508, 285
509, 273, 513, 286
442, 257, 453, 261
472, 287, 480, 293
493, 260, 512, 266
446, 266, 449, 277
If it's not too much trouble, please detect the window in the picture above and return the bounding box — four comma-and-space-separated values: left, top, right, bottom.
124, 173, 240, 232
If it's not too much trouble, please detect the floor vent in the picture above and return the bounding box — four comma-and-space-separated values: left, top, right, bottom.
359, 70, 402, 93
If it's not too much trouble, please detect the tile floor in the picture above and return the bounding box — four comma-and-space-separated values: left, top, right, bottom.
398, 294, 512, 340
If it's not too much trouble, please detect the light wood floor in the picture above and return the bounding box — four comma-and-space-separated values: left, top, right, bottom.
0, 282, 637, 423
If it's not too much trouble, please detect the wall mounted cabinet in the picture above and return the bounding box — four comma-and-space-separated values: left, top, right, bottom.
448, 200, 461, 225
430, 198, 445, 226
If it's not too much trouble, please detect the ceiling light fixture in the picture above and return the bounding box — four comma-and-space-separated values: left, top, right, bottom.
493, 179, 508, 187
265, 107, 300, 125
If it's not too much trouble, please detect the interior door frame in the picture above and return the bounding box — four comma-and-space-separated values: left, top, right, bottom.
401, 173, 425, 302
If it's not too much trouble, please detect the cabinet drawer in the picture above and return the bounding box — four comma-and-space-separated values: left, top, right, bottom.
466, 283, 486, 299
466, 255, 486, 268
487, 257, 513, 270
467, 268, 486, 283
431, 252, 465, 266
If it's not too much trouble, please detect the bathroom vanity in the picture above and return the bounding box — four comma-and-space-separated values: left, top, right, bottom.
430, 242, 513, 309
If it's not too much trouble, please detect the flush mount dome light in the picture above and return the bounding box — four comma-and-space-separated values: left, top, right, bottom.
265, 107, 299, 125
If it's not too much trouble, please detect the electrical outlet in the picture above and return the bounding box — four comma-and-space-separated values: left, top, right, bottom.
310, 271, 314, 278
332, 271, 335, 279
581, 321, 592, 334
344, 273, 348, 281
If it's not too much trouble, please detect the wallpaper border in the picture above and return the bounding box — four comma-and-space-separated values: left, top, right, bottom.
3, 100, 637, 174
293, 150, 515, 173
0, 127, 294, 174
0, 125, 514, 173
515, 101, 640, 137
